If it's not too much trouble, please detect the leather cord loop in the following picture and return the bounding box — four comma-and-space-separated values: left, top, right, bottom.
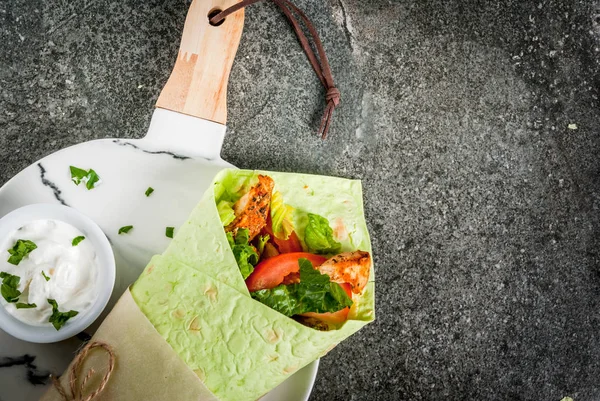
211, 0, 340, 139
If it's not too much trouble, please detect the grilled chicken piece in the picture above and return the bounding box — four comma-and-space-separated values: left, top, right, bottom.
317, 251, 371, 294
226, 175, 275, 241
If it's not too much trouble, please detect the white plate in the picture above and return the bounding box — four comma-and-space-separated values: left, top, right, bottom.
0, 123, 318, 400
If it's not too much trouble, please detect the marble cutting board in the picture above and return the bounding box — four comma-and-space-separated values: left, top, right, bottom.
0, 0, 318, 400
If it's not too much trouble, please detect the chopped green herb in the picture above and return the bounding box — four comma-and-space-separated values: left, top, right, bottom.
118, 225, 133, 234
70, 166, 101, 190
226, 229, 259, 279
0, 272, 21, 303
7, 239, 37, 265
145, 187, 154, 197
16, 302, 37, 309
251, 258, 353, 316
85, 169, 100, 189
165, 227, 174, 238
41, 271, 51, 282
304, 213, 342, 255
47, 299, 79, 331
69, 166, 88, 185
72, 236, 85, 246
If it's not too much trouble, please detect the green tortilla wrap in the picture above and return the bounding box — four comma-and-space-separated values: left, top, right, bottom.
130, 169, 375, 401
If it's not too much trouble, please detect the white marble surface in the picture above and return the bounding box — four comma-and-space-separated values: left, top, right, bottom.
0, 111, 317, 400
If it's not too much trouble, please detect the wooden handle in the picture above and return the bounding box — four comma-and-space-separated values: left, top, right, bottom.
156, 0, 244, 125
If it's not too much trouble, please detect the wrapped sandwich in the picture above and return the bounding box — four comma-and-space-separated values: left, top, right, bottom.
42, 169, 375, 401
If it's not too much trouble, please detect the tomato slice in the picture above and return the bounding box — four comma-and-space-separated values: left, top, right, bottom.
274, 231, 303, 253
261, 215, 304, 253
303, 308, 349, 324
245, 252, 327, 292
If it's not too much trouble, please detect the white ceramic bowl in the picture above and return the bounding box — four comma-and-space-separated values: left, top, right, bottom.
0, 203, 115, 343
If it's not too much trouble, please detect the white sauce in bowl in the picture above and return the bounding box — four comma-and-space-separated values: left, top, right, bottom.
0, 219, 99, 327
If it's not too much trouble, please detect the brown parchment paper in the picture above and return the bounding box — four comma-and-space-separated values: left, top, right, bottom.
40, 289, 218, 401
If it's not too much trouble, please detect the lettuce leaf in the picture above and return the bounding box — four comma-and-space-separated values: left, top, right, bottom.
250, 258, 352, 316
217, 200, 236, 226
270, 191, 294, 239
226, 229, 259, 279
304, 213, 341, 255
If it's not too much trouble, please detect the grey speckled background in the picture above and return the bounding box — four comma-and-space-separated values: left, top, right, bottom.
2, 0, 600, 400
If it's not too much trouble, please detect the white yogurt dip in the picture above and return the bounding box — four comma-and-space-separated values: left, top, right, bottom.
0, 219, 99, 327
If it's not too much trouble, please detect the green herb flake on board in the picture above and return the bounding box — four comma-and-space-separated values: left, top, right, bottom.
166, 227, 174, 238
118, 225, 133, 235
70, 166, 101, 190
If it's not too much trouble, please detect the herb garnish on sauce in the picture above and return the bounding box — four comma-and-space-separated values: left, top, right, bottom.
7, 239, 37, 265
47, 299, 78, 331
72, 236, 85, 246
0, 272, 21, 303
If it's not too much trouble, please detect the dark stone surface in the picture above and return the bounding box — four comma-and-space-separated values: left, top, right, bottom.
1, 0, 600, 400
